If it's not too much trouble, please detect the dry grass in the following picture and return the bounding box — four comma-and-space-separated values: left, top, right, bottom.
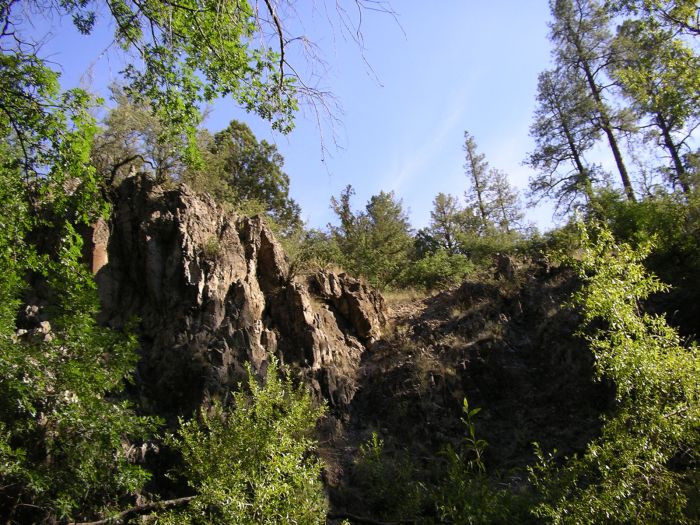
382, 287, 430, 308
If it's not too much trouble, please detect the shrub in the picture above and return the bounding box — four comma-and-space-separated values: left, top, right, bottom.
202, 236, 221, 260
0, 226, 158, 524
352, 432, 427, 521
158, 359, 327, 524
281, 228, 344, 279
436, 399, 531, 525
456, 230, 522, 266
530, 221, 700, 524
402, 250, 475, 290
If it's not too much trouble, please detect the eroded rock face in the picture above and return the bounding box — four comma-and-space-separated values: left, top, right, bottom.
96, 176, 387, 417
309, 271, 388, 345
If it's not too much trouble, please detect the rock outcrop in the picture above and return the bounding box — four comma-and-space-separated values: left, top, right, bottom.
94, 177, 387, 417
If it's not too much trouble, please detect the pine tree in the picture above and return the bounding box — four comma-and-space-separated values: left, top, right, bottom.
463, 131, 492, 233
463, 132, 523, 234
330, 187, 413, 289
208, 120, 302, 235
610, 18, 700, 194
428, 193, 476, 254
489, 168, 524, 232
550, 0, 637, 201
526, 68, 601, 211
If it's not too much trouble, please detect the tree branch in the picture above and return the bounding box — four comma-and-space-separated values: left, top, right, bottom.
263, 0, 285, 93
69, 496, 196, 525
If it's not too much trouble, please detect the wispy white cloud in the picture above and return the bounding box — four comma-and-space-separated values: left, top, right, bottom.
384, 93, 469, 194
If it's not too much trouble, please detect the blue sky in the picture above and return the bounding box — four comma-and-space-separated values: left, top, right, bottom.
36, 2, 558, 231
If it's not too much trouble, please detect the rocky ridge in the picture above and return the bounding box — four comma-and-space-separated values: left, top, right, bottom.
93, 176, 387, 418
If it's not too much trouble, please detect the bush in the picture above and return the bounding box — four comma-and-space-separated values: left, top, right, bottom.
158, 359, 327, 524
436, 399, 532, 525
456, 230, 522, 266
530, 221, 700, 524
281, 228, 344, 279
352, 432, 427, 521
0, 226, 158, 524
402, 250, 475, 290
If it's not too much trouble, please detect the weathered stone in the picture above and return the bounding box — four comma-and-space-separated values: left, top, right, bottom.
494, 252, 517, 281
95, 176, 388, 416
310, 271, 388, 345
16, 319, 53, 343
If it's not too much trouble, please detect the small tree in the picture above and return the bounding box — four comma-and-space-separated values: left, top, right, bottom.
463, 131, 523, 234
489, 168, 524, 233
92, 87, 188, 185
463, 131, 492, 233
329, 186, 413, 289
428, 193, 480, 254
204, 120, 302, 235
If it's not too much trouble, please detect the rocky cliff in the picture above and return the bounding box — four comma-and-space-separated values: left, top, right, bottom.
94, 176, 387, 418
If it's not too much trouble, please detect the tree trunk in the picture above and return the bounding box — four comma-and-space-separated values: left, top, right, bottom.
563, 12, 636, 202
558, 107, 595, 203
580, 59, 636, 201
656, 113, 690, 194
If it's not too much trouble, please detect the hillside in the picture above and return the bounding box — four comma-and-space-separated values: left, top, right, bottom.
92, 180, 609, 520
3, 175, 699, 523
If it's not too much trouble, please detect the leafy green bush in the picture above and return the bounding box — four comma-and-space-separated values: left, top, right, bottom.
281, 228, 344, 279
202, 236, 222, 261
0, 226, 158, 524
402, 249, 475, 290
456, 230, 523, 266
158, 360, 327, 524
530, 221, 700, 524
352, 432, 427, 521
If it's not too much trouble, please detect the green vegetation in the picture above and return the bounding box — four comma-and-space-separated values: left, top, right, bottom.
1, 0, 700, 523
437, 399, 531, 525
93, 92, 303, 236
326, 185, 414, 289
0, 1, 324, 523
157, 361, 326, 525
0, 225, 159, 523
352, 432, 427, 520
307, 133, 528, 291
530, 221, 699, 524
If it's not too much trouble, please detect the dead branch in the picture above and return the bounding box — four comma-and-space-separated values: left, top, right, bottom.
69, 496, 196, 525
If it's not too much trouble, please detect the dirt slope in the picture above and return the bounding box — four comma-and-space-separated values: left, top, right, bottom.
324, 262, 612, 517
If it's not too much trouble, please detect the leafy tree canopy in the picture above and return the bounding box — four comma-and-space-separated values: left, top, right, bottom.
208, 119, 302, 235
330, 185, 413, 289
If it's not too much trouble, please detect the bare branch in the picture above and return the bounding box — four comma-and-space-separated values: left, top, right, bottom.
69, 496, 196, 525
263, 0, 286, 93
